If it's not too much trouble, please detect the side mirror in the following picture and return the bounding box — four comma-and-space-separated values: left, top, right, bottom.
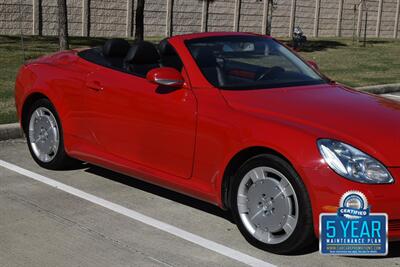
146, 67, 184, 88
307, 60, 319, 71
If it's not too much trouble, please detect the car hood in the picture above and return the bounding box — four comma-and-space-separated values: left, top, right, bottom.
221, 84, 400, 167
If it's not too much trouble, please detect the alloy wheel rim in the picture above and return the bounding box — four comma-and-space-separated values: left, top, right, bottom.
237, 166, 299, 244
29, 107, 60, 163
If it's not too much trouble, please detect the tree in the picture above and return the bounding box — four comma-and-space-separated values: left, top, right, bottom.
135, 0, 145, 40
57, 0, 69, 50
266, 0, 278, 35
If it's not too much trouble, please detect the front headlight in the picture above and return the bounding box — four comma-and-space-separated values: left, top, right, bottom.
317, 139, 394, 184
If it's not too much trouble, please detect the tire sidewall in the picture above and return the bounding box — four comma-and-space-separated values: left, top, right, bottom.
230, 154, 315, 254
26, 98, 67, 169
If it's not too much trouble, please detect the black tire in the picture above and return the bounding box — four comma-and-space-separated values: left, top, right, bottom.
25, 98, 80, 170
230, 154, 316, 255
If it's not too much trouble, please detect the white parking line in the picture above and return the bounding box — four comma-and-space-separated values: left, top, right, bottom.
0, 159, 275, 267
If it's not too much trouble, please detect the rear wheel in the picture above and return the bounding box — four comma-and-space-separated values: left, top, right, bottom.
230, 154, 315, 254
26, 98, 79, 170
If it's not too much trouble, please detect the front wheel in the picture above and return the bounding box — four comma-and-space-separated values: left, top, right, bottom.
230, 154, 315, 254
26, 98, 79, 170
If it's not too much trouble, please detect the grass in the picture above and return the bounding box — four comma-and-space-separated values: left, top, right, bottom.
1, 35, 400, 124
296, 38, 400, 87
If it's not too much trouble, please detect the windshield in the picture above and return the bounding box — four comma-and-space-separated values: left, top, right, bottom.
185, 36, 326, 90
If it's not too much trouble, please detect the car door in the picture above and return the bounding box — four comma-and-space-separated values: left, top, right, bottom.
84, 66, 197, 179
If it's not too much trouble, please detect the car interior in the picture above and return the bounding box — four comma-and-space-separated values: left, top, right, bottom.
78, 38, 183, 78
78, 37, 323, 89
78, 37, 257, 87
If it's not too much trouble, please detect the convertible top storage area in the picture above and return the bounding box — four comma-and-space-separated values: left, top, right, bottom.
78, 38, 183, 77
78, 36, 324, 89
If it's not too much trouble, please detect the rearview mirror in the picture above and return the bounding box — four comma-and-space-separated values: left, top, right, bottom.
146, 67, 184, 88
307, 60, 319, 71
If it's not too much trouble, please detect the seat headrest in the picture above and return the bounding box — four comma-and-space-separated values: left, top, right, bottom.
103, 39, 130, 57
158, 39, 175, 56
192, 47, 217, 68
124, 41, 160, 64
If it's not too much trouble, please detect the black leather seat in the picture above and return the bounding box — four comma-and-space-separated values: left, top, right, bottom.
192, 47, 226, 87
158, 38, 183, 71
102, 39, 130, 68
124, 41, 160, 77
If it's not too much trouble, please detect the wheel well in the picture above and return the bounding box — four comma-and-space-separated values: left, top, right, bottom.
221, 146, 291, 210
21, 93, 48, 133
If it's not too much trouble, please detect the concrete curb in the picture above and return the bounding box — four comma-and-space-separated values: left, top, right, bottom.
356, 83, 400, 94
0, 123, 24, 141
1, 83, 400, 141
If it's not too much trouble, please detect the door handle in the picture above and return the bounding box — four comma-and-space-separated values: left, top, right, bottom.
86, 80, 104, 91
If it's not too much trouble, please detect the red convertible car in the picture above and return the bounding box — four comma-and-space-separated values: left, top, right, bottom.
15, 32, 400, 254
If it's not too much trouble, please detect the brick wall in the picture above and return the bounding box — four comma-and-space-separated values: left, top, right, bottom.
41, 0, 58, 36
0, 0, 32, 35
239, 0, 264, 33
341, 0, 358, 37
271, 0, 292, 37
364, 0, 379, 36
295, 0, 315, 36
0, 0, 399, 38
208, 0, 236, 32
380, 0, 397, 37
89, 0, 127, 37
319, 0, 339, 36
172, 0, 202, 34
67, 0, 83, 36
144, 0, 166, 36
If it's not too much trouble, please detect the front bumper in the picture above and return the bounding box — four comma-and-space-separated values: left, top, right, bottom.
300, 163, 400, 241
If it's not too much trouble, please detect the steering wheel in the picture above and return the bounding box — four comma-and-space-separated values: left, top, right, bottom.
256, 66, 285, 81
216, 57, 225, 69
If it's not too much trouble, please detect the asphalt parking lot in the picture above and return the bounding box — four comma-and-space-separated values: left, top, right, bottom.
1, 93, 400, 267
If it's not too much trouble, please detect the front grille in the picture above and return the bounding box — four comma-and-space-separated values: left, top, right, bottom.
389, 220, 400, 231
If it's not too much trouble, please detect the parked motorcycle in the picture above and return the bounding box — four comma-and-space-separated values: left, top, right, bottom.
292, 26, 307, 51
